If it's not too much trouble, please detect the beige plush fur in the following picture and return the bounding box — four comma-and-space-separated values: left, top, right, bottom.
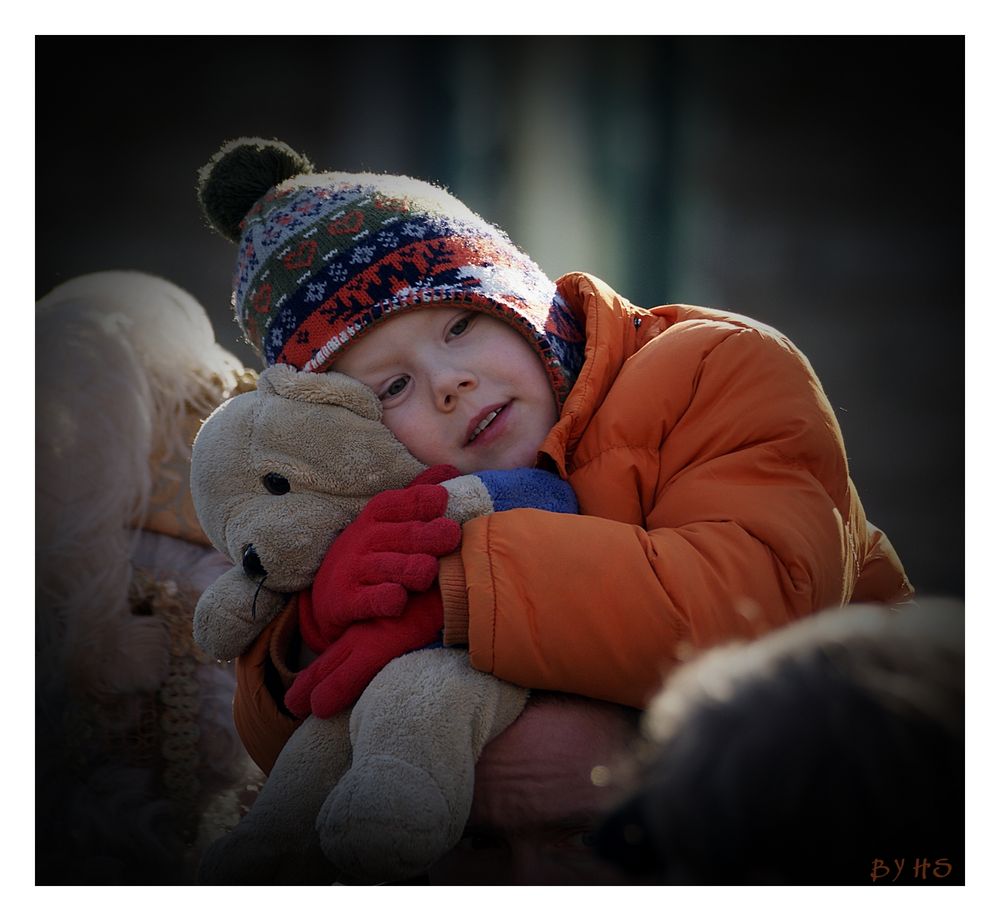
191, 364, 527, 884
36, 271, 265, 882
38, 270, 247, 698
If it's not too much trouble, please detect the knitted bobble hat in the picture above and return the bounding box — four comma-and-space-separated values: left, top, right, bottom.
197, 138, 585, 406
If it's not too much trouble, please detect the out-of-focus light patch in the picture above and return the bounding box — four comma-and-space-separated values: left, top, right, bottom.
674, 639, 697, 661
734, 596, 763, 622
505, 47, 614, 285
590, 764, 612, 787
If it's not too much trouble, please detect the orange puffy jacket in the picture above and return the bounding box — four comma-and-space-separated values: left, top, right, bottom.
439, 271, 911, 704
234, 272, 912, 773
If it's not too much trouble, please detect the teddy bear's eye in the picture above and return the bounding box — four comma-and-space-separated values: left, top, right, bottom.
262, 472, 291, 495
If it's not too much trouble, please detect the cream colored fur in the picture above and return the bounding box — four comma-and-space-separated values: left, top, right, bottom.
37, 270, 246, 698
191, 364, 527, 884
36, 271, 264, 882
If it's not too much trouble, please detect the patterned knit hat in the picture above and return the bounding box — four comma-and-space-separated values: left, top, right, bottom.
197, 138, 585, 405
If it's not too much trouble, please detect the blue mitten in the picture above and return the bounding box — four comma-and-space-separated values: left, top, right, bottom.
442, 468, 578, 522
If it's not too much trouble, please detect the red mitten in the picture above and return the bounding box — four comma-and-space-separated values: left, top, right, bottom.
286, 588, 444, 719
300, 465, 461, 652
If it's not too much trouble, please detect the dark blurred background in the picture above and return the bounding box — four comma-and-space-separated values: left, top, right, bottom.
35, 35, 963, 597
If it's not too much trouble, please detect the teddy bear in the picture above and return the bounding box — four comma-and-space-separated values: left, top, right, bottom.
190, 362, 577, 884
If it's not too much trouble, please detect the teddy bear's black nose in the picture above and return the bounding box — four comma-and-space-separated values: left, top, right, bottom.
242, 544, 267, 581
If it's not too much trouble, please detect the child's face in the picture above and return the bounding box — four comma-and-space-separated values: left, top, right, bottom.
332, 306, 559, 474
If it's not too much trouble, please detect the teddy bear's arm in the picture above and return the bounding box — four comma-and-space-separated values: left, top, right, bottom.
443, 469, 579, 524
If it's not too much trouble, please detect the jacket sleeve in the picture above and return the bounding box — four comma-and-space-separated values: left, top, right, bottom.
233, 597, 304, 774
457, 324, 873, 709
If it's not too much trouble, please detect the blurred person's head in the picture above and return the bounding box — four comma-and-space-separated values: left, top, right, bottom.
597, 600, 964, 884
426, 692, 643, 884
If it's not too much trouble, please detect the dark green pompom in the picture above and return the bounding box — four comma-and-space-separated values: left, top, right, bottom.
197, 138, 315, 242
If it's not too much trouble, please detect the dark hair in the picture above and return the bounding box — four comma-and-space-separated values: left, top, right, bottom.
597, 601, 964, 884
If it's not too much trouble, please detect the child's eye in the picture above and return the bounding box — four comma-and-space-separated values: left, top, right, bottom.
448, 315, 473, 338
382, 375, 410, 399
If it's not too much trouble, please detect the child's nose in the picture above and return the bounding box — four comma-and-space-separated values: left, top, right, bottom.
434, 370, 476, 410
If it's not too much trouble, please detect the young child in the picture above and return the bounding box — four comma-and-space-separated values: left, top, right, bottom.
197, 138, 912, 775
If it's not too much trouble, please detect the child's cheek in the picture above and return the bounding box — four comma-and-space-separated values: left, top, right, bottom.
382, 409, 458, 471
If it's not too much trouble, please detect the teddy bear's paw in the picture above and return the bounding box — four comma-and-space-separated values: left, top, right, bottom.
318, 755, 468, 883
198, 826, 335, 885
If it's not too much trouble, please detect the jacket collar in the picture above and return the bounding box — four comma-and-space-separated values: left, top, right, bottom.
538, 273, 662, 476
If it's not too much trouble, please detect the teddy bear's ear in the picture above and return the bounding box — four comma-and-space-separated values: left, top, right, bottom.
258, 364, 382, 421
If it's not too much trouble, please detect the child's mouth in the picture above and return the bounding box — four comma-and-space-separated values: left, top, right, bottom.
467, 403, 509, 445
